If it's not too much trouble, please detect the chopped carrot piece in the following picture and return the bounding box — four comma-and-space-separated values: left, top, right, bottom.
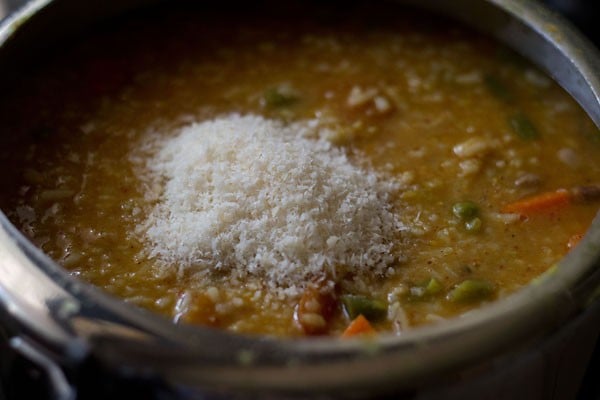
342, 314, 376, 338
501, 189, 571, 216
567, 233, 584, 250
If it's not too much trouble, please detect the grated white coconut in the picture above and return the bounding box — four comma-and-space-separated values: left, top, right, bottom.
134, 114, 404, 296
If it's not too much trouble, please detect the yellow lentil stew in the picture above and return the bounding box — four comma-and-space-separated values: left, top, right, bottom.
0, 3, 599, 338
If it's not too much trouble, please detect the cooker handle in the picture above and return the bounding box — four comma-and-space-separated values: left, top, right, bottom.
0, 217, 173, 399
0, 219, 90, 399
4, 336, 76, 400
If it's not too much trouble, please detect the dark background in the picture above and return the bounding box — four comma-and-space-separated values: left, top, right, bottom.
0, 0, 599, 42
544, 0, 600, 44
0, 0, 598, 399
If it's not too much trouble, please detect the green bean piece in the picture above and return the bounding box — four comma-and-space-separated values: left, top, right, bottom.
408, 278, 443, 300
452, 201, 479, 220
425, 278, 443, 296
465, 217, 482, 233
263, 87, 298, 108
341, 295, 387, 322
509, 113, 539, 140
447, 279, 495, 303
484, 75, 512, 102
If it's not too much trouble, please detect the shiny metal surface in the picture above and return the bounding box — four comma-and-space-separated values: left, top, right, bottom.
0, 0, 599, 398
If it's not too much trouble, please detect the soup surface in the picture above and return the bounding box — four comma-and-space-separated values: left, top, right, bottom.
0, 3, 599, 337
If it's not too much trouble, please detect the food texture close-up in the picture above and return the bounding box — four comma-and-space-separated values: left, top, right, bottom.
0, 1, 599, 399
